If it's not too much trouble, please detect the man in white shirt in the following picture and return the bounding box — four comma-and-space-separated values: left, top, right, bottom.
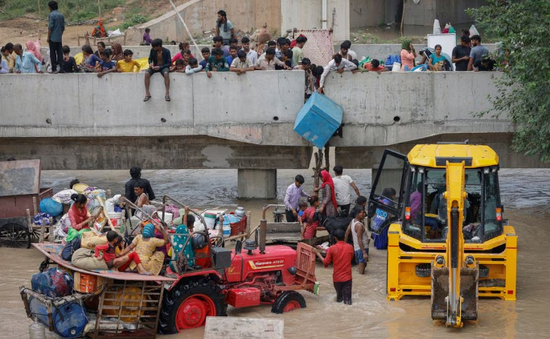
318, 54, 357, 93
241, 36, 258, 65
333, 165, 361, 217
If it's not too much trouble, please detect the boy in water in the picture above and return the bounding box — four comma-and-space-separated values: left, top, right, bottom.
95, 231, 149, 274
313, 228, 354, 304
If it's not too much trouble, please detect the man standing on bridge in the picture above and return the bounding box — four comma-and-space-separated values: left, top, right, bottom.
47, 1, 65, 73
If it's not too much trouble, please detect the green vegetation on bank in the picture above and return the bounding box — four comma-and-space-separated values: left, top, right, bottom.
0, 0, 125, 23
468, 0, 550, 161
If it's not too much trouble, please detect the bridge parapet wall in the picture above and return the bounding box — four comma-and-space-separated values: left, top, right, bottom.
0, 71, 512, 148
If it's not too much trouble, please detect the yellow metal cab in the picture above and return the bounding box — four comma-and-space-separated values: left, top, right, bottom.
367, 143, 517, 326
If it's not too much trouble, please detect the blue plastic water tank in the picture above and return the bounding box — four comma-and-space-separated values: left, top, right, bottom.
29, 297, 87, 338
293, 92, 343, 149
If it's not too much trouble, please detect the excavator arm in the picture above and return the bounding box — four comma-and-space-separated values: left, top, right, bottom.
431, 161, 479, 327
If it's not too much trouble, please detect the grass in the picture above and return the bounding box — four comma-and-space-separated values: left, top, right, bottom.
0, 0, 126, 23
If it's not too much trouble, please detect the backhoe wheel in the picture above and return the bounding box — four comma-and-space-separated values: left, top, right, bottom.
158, 278, 227, 334
271, 291, 306, 314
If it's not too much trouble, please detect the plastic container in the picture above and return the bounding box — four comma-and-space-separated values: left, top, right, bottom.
30, 297, 86, 338
107, 211, 122, 228
222, 224, 231, 237
29, 319, 46, 339
159, 211, 173, 223
235, 207, 246, 219
204, 213, 217, 230
294, 92, 343, 149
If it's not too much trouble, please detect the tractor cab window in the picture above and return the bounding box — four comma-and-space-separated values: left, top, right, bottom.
403, 167, 502, 243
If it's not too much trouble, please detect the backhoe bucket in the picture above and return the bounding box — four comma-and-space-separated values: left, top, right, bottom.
431, 266, 479, 322
431, 267, 448, 320
460, 267, 479, 321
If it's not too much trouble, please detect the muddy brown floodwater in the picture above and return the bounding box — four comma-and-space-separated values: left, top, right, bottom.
1, 169, 549, 339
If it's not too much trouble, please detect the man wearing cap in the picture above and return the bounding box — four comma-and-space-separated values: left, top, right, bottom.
284, 175, 310, 222
125, 167, 156, 203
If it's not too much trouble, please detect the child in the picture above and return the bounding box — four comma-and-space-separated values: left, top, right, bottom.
80, 45, 101, 72
95, 231, 149, 274
183, 50, 193, 66
97, 50, 116, 78
206, 48, 229, 78
185, 57, 203, 74
297, 200, 309, 231
313, 228, 354, 305
61, 45, 77, 73
199, 47, 211, 70
170, 58, 186, 73
116, 49, 141, 73
301, 196, 319, 240
225, 45, 238, 65
276, 49, 293, 70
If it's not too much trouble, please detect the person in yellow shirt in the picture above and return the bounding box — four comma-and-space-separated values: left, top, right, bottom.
116, 49, 141, 73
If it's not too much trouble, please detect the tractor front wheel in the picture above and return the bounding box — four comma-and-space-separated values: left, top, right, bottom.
271, 291, 306, 314
158, 279, 227, 334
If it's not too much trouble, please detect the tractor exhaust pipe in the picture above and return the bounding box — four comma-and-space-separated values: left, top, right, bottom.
259, 204, 272, 254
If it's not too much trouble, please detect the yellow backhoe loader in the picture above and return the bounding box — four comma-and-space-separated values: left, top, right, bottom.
368, 143, 517, 327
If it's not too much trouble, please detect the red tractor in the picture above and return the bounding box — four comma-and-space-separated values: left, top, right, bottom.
158, 207, 319, 333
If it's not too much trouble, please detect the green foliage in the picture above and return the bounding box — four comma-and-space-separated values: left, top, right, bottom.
119, 13, 148, 30
0, 0, 126, 22
468, 0, 550, 161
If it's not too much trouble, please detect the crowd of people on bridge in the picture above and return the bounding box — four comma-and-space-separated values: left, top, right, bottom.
1, 5, 499, 101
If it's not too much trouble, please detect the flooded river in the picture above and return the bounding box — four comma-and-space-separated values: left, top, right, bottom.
1, 168, 549, 339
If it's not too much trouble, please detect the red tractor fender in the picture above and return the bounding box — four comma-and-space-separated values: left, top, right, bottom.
166, 270, 223, 291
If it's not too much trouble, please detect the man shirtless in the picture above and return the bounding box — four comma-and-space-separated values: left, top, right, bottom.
345, 208, 369, 274
144, 39, 172, 102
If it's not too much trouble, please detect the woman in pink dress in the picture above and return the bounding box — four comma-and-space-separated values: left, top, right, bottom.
400, 39, 417, 71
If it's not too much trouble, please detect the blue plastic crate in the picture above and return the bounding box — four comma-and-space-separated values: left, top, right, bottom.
293, 92, 343, 149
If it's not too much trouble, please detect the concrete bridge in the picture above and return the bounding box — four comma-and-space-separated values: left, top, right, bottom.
0, 70, 544, 197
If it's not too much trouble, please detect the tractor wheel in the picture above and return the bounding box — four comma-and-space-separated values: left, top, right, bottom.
158, 278, 227, 334
0, 223, 31, 249
271, 291, 306, 314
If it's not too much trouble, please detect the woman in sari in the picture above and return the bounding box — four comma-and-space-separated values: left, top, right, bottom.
319, 170, 338, 218
119, 223, 168, 275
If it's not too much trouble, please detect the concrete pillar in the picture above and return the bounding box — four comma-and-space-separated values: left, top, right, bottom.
238, 169, 277, 199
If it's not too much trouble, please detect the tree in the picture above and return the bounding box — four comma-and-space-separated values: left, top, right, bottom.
467, 0, 550, 161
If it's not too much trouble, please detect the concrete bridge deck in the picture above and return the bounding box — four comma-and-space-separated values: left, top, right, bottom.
0, 70, 544, 197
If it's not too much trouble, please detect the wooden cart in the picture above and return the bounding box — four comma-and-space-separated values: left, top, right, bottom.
0, 160, 53, 248
24, 243, 175, 339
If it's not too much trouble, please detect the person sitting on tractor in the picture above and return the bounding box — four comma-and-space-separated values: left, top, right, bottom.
118, 223, 169, 275
91, 19, 106, 38
171, 206, 196, 272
